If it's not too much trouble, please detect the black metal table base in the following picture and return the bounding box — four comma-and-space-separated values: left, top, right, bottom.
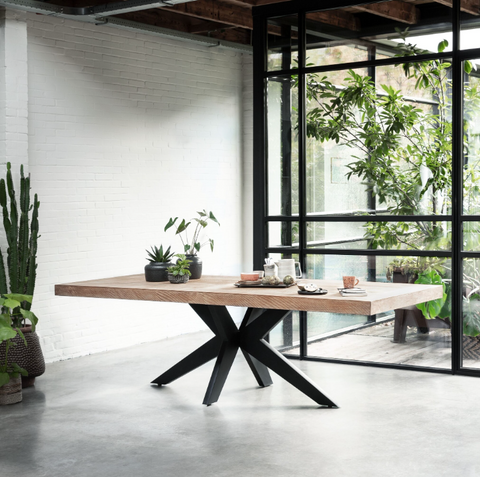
151, 304, 338, 407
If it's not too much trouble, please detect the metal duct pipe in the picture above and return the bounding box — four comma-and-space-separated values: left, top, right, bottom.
0, 0, 253, 53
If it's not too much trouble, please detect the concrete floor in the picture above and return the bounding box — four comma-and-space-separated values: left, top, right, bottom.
2, 329, 480, 477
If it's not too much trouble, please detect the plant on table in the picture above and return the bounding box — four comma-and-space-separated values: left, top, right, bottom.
144, 244, 176, 282
146, 244, 174, 263
167, 254, 192, 283
164, 210, 220, 255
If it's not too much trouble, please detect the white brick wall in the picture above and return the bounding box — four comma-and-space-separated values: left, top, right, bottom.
1, 12, 255, 362
0, 8, 29, 170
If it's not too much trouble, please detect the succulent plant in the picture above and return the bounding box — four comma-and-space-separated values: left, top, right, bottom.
146, 244, 175, 263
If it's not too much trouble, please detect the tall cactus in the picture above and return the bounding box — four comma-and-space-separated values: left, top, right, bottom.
0, 163, 40, 310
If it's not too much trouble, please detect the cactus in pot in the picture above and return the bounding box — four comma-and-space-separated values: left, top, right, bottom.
0, 163, 43, 387
0, 163, 40, 305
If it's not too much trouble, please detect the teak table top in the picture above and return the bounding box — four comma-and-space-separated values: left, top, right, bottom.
55, 275, 444, 316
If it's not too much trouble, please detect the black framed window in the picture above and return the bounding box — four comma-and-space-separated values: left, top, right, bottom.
253, 0, 480, 375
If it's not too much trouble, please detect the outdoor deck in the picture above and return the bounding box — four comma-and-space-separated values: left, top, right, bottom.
289, 320, 480, 370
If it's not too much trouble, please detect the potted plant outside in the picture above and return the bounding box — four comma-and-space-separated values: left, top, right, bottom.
0, 163, 44, 387
144, 245, 175, 282
164, 210, 220, 279
0, 293, 38, 405
167, 254, 191, 284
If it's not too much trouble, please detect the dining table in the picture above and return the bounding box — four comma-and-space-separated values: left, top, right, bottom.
55, 275, 443, 407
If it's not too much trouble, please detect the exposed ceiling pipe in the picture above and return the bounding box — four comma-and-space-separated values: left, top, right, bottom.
0, 0, 252, 53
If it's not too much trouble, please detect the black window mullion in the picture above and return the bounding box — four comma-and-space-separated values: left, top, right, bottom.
451, 0, 463, 373
253, 14, 268, 270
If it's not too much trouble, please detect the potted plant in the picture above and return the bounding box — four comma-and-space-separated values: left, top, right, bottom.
144, 244, 175, 282
386, 257, 446, 284
0, 293, 38, 405
164, 210, 220, 279
0, 163, 44, 387
167, 254, 192, 284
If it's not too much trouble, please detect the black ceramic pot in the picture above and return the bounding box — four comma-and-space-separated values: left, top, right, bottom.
145, 261, 172, 282
186, 255, 202, 279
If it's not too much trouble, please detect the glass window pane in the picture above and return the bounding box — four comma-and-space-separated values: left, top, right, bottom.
267, 15, 299, 72
267, 76, 298, 216
461, 15, 480, 51
463, 58, 480, 215
305, 254, 451, 369
306, 221, 451, 251
305, 61, 452, 216
462, 258, 480, 369
268, 221, 299, 248
270, 311, 300, 356
305, 7, 451, 68
463, 222, 480, 251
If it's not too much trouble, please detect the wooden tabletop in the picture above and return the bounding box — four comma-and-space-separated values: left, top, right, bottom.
55, 275, 444, 316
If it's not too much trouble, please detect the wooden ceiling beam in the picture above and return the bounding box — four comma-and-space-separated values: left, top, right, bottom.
200, 27, 252, 44
164, 0, 253, 29
352, 1, 419, 24
189, 21, 235, 33
306, 10, 360, 31
432, 0, 480, 16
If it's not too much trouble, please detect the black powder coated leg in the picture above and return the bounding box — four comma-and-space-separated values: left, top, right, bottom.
203, 341, 239, 405
243, 338, 337, 407
241, 350, 273, 387
240, 308, 338, 408
151, 336, 222, 385
202, 305, 241, 405
152, 304, 338, 407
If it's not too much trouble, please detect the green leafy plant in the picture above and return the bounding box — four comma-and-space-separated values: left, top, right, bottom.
414, 270, 447, 320
164, 210, 220, 256
297, 33, 480, 336
0, 163, 40, 311
300, 36, 480, 253
146, 244, 174, 263
167, 254, 191, 277
0, 293, 38, 388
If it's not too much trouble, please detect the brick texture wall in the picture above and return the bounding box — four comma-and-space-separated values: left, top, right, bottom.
17, 13, 252, 362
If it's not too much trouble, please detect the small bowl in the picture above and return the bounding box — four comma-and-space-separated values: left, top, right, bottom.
241, 272, 260, 281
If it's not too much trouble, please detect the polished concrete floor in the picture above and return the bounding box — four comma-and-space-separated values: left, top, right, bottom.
2, 329, 480, 477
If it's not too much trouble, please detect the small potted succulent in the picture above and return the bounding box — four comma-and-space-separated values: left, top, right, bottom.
0, 293, 38, 405
164, 210, 219, 279
167, 254, 191, 284
144, 245, 175, 282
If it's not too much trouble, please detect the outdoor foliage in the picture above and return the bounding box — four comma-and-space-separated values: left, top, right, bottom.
300, 34, 480, 334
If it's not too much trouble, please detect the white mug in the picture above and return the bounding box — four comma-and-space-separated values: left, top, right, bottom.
274, 259, 302, 280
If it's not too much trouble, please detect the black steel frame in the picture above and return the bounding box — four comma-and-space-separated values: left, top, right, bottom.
152, 304, 337, 407
252, 0, 480, 377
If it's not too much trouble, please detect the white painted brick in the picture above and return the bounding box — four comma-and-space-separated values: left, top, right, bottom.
0, 11, 253, 363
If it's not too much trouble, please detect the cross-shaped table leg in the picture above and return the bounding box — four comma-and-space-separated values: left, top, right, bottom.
151, 304, 338, 407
